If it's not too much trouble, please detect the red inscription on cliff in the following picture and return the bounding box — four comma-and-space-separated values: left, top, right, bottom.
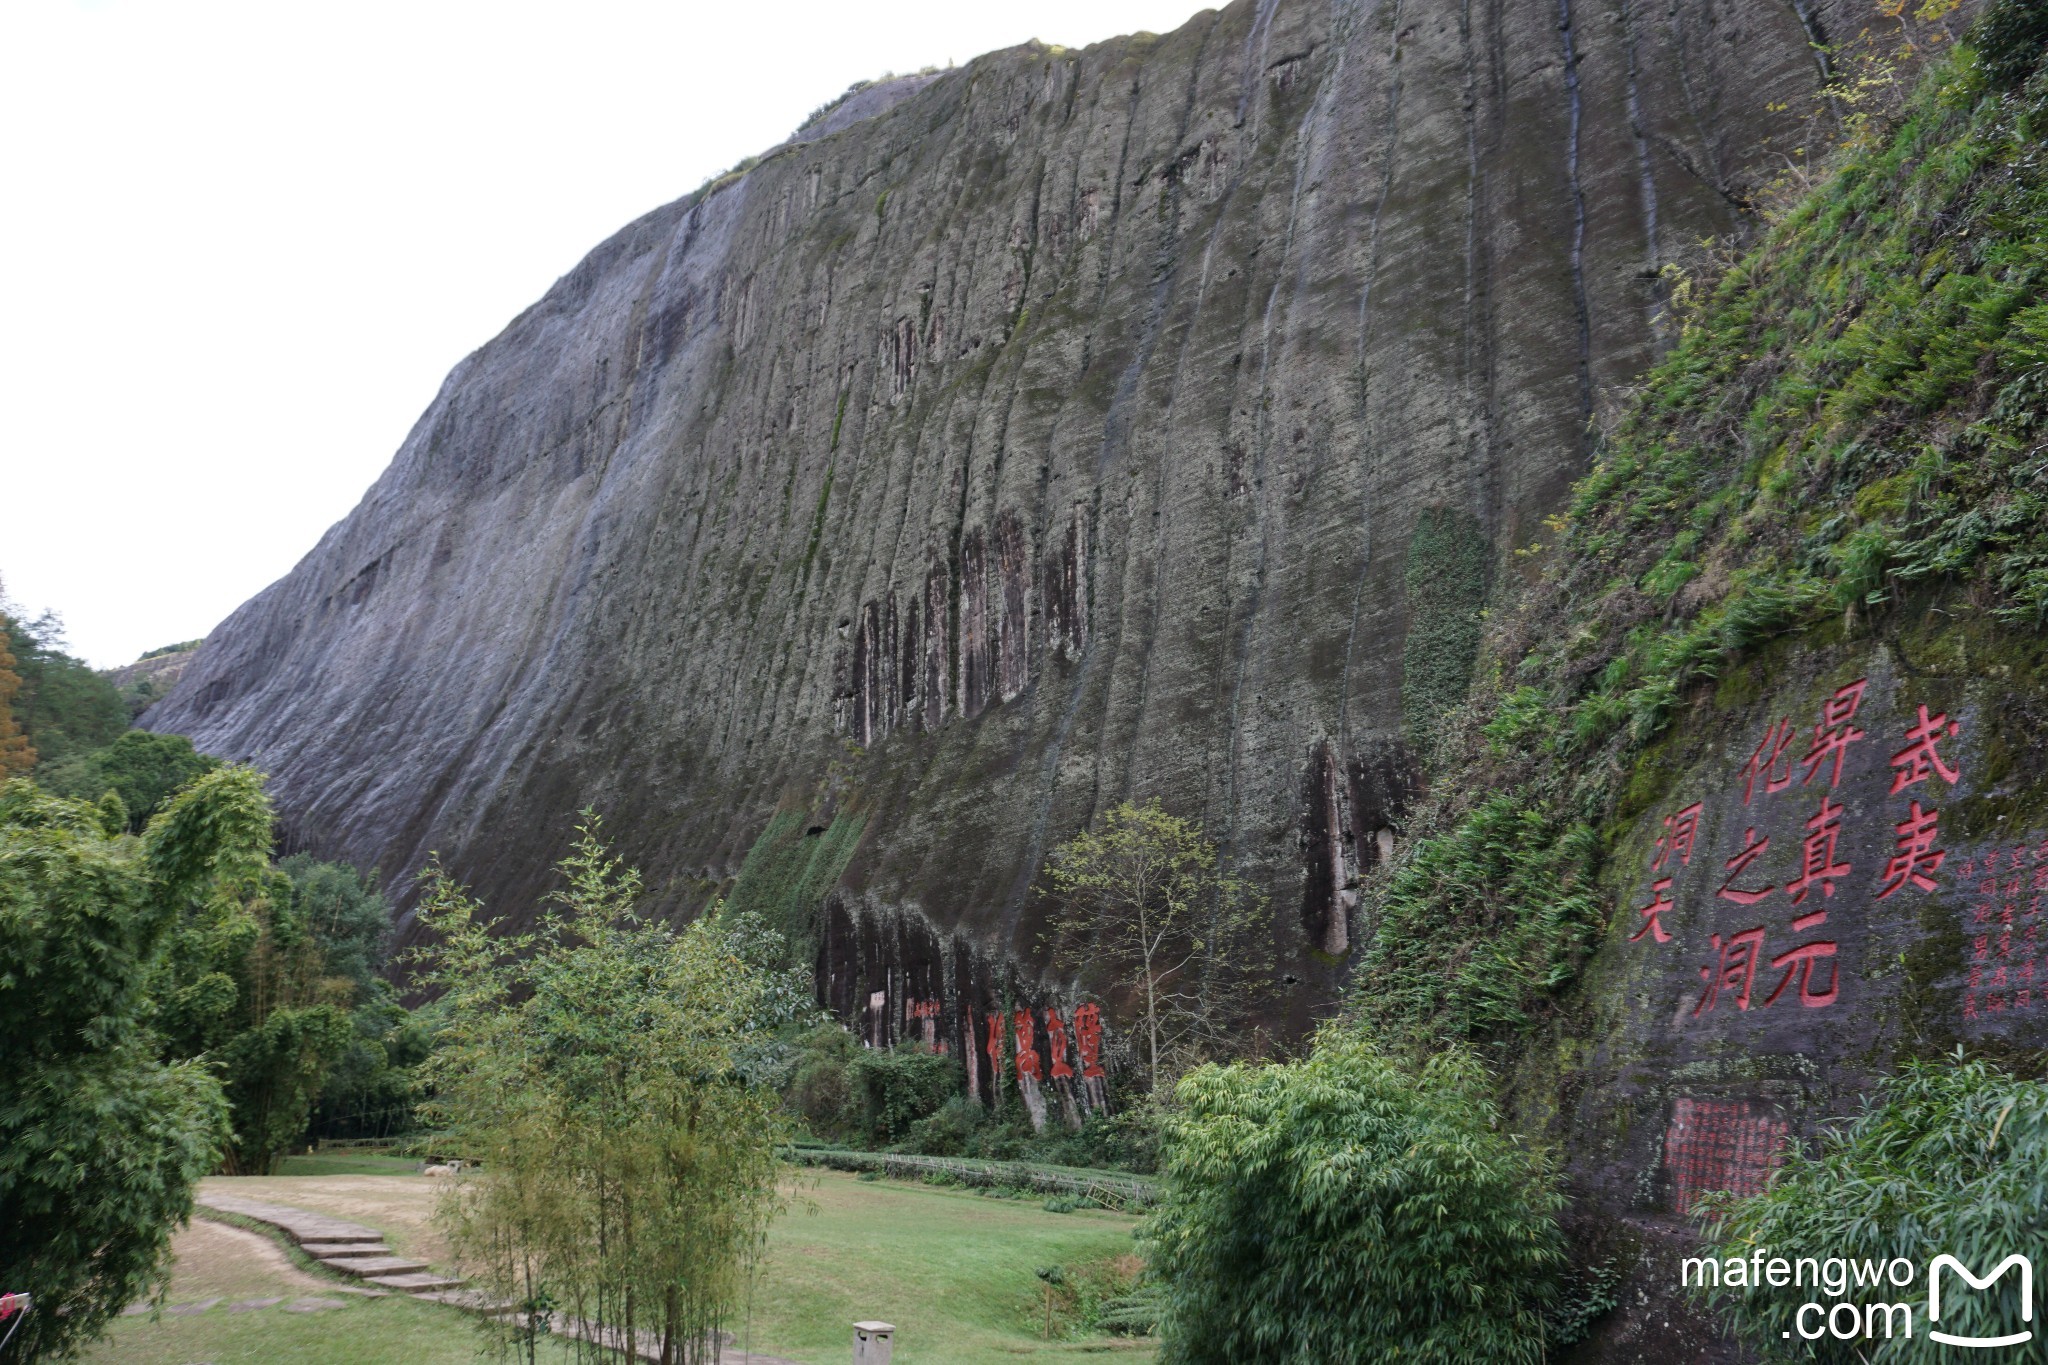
1664, 1098, 1789, 1215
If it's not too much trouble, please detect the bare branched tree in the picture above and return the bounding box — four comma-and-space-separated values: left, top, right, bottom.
1043, 801, 1274, 1095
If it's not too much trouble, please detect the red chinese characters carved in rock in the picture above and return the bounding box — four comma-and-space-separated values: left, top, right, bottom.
1013, 1009, 1043, 1083
1741, 718, 1799, 805
1785, 796, 1853, 905
1800, 680, 1869, 788
1695, 926, 1840, 1017
1764, 940, 1839, 1008
1072, 1003, 1106, 1080
1631, 879, 1676, 943
1655, 803, 1704, 871
1962, 841, 2046, 1019
1694, 927, 1768, 1015
1889, 704, 1962, 794
985, 1012, 1004, 1082
1045, 1009, 1075, 1081
1663, 1099, 1789, 1216
1877, 801, 1947, 899
1718, 828, 1776, 906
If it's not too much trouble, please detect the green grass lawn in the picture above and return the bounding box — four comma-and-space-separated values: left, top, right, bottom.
85, 1165, 1153, 1364
274, 1151, 426, 1177
737, 1170, 1155, 1364
83, 1291, 585, 1365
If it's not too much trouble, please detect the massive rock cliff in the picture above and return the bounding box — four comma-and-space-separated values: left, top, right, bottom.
154, 0, 1870, 996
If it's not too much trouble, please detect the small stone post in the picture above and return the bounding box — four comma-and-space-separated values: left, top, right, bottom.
853, 1319, 895, 1363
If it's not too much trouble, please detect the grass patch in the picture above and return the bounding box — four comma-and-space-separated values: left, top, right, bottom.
735, 1169, 1154, 1362
276, 1151, 424, 1177
81, 1291, 587, 1365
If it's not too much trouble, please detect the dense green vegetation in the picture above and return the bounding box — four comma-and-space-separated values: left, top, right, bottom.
1, 759, 419, 1357
1143, 1034, 1563, 1364
1400, 507, 1493, 749
1, 610, 128, 769
1694, 1054, 2048, 1361
0, 774, 252, 1359
1357, 4, 2048, 1044
36, 729, 220, 831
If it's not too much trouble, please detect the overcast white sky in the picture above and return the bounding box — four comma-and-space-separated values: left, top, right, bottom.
2, 0, 1209, 668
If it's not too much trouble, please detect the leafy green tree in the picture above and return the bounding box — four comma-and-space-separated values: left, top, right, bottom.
1044, 801, 1273, 1094
272, 855, 431, 1143
1142, 1031, 1563, 1364
127, 773, 359, 1174
414, 815, 805, 1364
39, 730, 219, 830
1694, 1052, 2048, 1363
0, 772, 279, 1360
312, 997, 432, 1141
280, 853, 390, 1001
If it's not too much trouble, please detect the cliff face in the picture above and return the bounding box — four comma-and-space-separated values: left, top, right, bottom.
152, 0, 1864, 983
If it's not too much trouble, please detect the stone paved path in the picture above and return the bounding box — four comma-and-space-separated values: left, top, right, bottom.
196, 1194, 461, 1291
193, 1194, 804, 1363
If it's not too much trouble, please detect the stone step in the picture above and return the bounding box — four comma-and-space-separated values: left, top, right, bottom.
321, 1255, 430, 1277
198, 1195, 384, 1247
366, 1271, 465, 1292
411, 1288, 516, 1314
308, 1242, 391, 1258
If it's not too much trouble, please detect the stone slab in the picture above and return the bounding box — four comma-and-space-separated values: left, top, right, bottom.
365, 1271, 464, 1291
319, 1255, 427, 1276
309, 1242, 391, 1257
197, 1194, 382, 1246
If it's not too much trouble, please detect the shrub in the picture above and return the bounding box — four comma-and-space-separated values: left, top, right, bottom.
851, 1044, 958, 1145
1143, 1031, 1563, 1364
1694, 1052, 2048, 1362
786, 1024, 859, 1138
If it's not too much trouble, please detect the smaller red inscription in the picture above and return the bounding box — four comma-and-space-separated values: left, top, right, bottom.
1013, 1009, 1042, 1083
1664, 1098, 1789, 1216
985, 1013, 1005, 1082
1045, 1009, 1075, 1081
1073, 1003, 1105, 1079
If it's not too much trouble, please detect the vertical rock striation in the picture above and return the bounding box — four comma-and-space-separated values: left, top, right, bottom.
152, 0, 1878, 983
